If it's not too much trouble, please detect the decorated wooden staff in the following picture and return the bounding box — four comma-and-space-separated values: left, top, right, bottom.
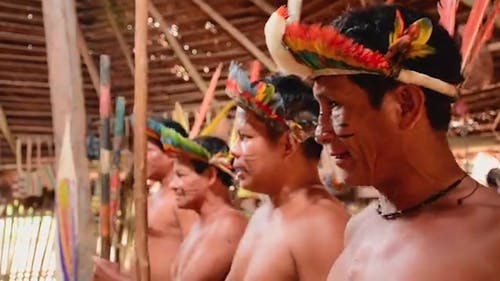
99, 54, 112, 259
133, 0, 150, 279
111, 96, 125, 261
54, 117, 79, 281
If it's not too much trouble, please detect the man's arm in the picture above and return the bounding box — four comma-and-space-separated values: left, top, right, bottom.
93, 257, 134, 281
289, 204, 349, 281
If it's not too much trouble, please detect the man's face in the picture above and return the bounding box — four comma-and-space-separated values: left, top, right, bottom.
230, 108, 285, 193
170, 157, 210, 209
313, 76, 399, 186
146, 141, 173, 181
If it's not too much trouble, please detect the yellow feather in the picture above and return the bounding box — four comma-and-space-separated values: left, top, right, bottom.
200, 101, 236, 136
412, 18, 433, 46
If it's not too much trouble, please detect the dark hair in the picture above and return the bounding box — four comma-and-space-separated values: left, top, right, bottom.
191, 136, 233, 187
257, 74, 323, 159
159, 118, 188, 137
148, 118, 188, 148
331, 4, 463, 131
486, 168, 500, 188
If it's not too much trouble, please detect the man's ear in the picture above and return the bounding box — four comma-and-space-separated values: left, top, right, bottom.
206, 166, 218, 186
282, 132, 301, 159
392, 85, 425, 130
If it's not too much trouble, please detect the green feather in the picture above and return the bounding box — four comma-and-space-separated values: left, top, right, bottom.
160, 127, 210, 160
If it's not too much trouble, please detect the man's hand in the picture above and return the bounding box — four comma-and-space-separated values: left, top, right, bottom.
93, 256, 132, 281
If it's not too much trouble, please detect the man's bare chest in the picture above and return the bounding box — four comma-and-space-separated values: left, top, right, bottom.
229, 222, 296, 281
329, 221, 498, 281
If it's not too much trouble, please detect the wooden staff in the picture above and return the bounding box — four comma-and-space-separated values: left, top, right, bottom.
99, 54, 112, 259
111, 96, 125, 261
133, 0, 150, 279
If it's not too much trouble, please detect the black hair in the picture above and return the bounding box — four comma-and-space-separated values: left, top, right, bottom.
331, 4, 463, 131
191, 136, 233, 187
257, 74, 323, 160
148, 118, 188, 148
486, 168, 500, 188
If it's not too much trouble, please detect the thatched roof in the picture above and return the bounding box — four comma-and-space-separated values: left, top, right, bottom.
0, 0, 499, 166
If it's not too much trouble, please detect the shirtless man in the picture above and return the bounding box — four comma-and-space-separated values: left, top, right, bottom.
168, 135, 247, 281
225, 71, 349, 281
93, 119, 198, 281
270, 4, 500, 280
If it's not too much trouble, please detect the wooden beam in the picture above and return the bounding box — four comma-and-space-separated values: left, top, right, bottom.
0, 80, 48, 88
191, 0, 277, 71
77, 25, 100, 96
0, 106, 16, 155
134, 0, 151, 279
102, 0, 135, 77
148, 3, 209, 94
41, 0, 94, 280
248, 0, 275, 15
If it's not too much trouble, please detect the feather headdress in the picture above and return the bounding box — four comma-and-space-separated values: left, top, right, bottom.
225, 61, 317, 142
265, 6, 458, 97
160, 126, 234, 178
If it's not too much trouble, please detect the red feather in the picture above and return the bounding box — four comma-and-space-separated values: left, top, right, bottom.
461, 0, 491, 71
465, 1, 500, 73
437, 0, 459, 36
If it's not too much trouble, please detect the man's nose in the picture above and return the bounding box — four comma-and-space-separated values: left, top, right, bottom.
315, 124, 335, 145
230, 141, 242, 158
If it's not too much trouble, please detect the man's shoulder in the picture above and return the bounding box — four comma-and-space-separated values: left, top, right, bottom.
286, 186, 349, 218
212, 208, 248, 240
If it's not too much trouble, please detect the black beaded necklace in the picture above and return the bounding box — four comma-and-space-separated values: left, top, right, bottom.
376, 174, 468, 220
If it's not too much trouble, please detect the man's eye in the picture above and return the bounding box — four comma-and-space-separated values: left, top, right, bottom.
329, 100, 340, 108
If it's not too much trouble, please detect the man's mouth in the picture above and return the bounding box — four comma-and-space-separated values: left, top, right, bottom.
331, 151, 351, 160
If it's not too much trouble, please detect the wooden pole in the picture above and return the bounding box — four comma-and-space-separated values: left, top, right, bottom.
99, 54, 112, 259
148, 3, 208, 94
41, 0, 94, 279
190, 0, 277, 71
134, 0, 151, 280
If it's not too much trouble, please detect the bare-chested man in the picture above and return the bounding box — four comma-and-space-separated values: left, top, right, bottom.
166, 135, 247, 281
93, 119, 198, 281
267, 4, 500, 280
225, 69, 349, 281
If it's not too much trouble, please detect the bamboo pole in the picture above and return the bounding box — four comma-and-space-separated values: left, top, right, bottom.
134, 0, 151, 279
99, 54, 112, 259
190, 0, 276, 71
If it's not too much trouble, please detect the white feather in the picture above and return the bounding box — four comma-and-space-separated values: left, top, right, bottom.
264, 10, 312, 78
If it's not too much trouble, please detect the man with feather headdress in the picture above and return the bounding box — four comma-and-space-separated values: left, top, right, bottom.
264, 3, 500, 280
158, 130, 247, 281
225, 66, 349, 281
93, 119, 198, 281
